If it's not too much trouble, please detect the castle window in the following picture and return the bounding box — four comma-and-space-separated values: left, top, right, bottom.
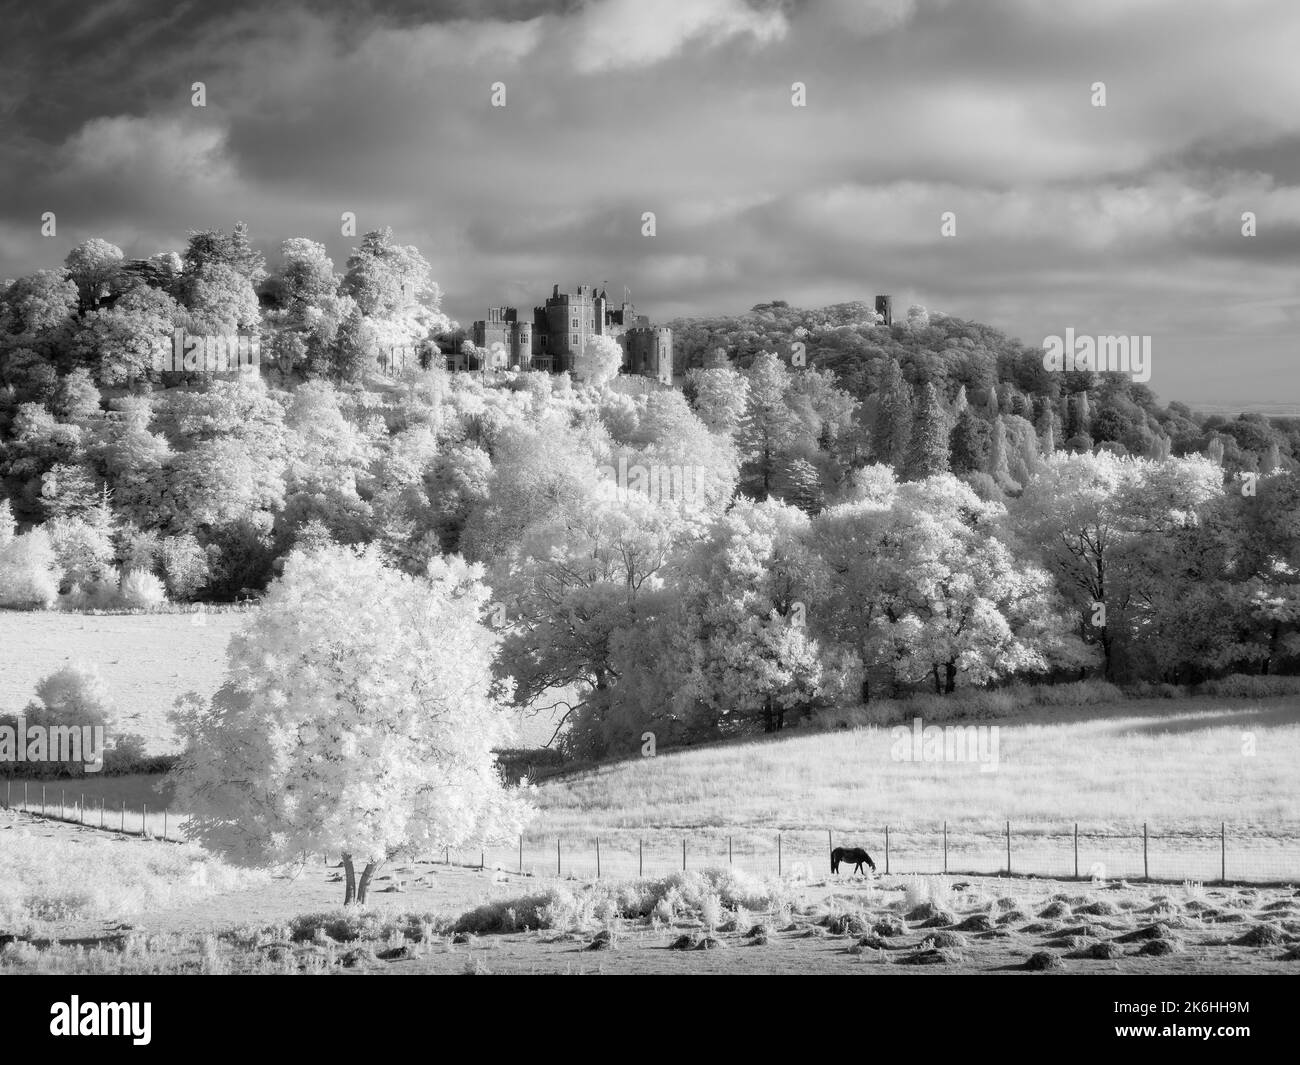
572, 318, 578, 329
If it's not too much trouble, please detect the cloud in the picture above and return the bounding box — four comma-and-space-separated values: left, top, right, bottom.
567, 0, 788, 73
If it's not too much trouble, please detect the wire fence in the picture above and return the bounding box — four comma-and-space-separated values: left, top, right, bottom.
464, 824, 1300, 885
7, 780, 1298, 886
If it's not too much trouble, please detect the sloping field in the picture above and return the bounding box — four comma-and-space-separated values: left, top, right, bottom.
532, 697, 1300, 842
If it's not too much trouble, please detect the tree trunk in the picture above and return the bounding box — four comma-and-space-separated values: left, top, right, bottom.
932, 664, 943, 694
861, 678, 870, 704
762, 694, 775, 733
342, 854, 357, 906
944, 660, 957, 694
356, 861, 381, 904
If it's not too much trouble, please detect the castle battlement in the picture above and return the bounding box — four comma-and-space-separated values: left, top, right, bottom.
472, 282, 673, 383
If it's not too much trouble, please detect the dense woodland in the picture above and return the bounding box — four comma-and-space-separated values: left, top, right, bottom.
2, 225, 1300, 759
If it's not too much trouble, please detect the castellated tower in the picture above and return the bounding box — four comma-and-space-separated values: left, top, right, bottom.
473, 282, 673, 382
875, 294, 893, 326
624, 326, 673, 385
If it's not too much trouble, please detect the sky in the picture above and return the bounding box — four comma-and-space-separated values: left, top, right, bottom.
1, 0, 1298, 409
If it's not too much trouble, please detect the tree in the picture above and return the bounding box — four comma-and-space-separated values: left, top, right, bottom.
815, 476, 1087, 696
269, 238, 337, 311
169, 546, 532, 904
64, 239, 125, 311
333, 310, 379, 383
0, 526, 60, 607
738, 352, 803, 498
905, 381, 949, 479
342, 227, 440, 322
872, 358, 912, 469
573, 334, 623, 387
1014, 452, 1222, 680
684, 367, 749, 438
70, 284, 180, 385
949, 406, 990, 474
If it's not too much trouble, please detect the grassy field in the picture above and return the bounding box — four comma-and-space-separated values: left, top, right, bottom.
533, 696, 1300, 839
3, 813, 1298, 974
0, 611, 248, 754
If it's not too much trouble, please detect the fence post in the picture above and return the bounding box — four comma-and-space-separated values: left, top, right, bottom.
4, 779, 8, 810
943, 821, 948, 874
1143, 822, 1148, 880
556, 837, 561, 877
884, 825, 890, 875
61, 789, 65, 820
519, 835, 523, 873
639, 839, 643, 878
728, 836, 733, 865
682, 838, 686, 872
1006, 821, 1011, 875
1221, 822, 1226, 882
42, 784, 46, 815
1074, 823, 1079, 879
596, 838, 601, 879
144, 803, 148, 837
80, 793, 84, 826
24, 781, 28, 812
120, 801, 125, 833
828, 828, 833, 856
777, 833, 782, 877
163, 810, 167, 841
100, 797, 104, 829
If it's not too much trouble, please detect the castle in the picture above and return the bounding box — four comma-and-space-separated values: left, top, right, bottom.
471, 284, 673, 385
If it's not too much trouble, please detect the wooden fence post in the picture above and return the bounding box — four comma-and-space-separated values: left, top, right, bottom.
144, 803, 148, 837
943, 821, 948, 874
884, 825, 890, 875
61, 789, 65, 820
639, 838, 643, 878
42, 784, 46, 815
682, 838, 686, 872
120, 800, 125, 832
100, 797, 104, 829
728, 836, 732, 865
556, 837, 561, 877
80, 793, 85, 826
1005, 821, 1011, 875
519, 834, 523, 873
24, 781, 28, 812
596, 838, 601, 879
1074, 823, 1079, 879
1143, 822, 1149, 880
777, 833, 782, 877
1221, 822, 1226, 882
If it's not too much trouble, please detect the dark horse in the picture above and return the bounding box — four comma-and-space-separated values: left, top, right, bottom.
831, 846, 876, 876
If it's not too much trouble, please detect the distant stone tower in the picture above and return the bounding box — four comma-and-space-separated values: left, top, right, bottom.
875, 294, 893, 326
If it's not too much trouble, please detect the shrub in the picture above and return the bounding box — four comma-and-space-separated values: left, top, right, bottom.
157, 534, 210, 601
117, 568, 167, 609
1196, 674, 1300, 699
0, 529, 60, 608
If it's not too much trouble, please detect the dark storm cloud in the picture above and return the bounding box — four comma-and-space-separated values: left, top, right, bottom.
2, 0, 1299, 406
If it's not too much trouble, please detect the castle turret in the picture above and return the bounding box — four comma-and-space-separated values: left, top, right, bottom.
875, 294, 892, 326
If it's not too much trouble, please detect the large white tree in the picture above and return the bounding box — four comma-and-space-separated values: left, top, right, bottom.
169, 545, 532, 904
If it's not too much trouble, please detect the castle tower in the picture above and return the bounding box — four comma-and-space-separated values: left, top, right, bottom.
875, 294, 892, 326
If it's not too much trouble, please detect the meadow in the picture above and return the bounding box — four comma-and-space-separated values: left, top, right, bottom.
3, 812, 1298, 974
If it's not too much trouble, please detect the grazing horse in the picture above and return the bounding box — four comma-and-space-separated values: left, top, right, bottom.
831, 846, 876, 876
